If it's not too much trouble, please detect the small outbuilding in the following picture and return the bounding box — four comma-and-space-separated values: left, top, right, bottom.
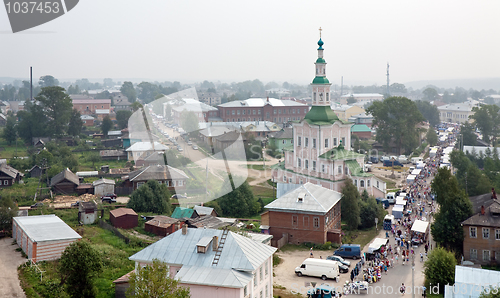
110, 208, 138, 229
170, 207, 199, 219
78, 201, 98, 225
193, 205, 218, 217
50, 168, 79, 194
12, 214, 82, 262
144, 216, 183, 237
93, 178, 115, 197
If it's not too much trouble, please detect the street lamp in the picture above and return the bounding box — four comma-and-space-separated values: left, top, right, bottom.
412, 253, 415, 298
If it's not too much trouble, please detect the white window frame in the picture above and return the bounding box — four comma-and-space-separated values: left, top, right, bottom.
483, 227, 490, 239
470, 248, 477, 259
483, 250, 490, 261
470, 227, 477, 238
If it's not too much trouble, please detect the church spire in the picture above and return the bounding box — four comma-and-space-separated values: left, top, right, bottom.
311, 27, 331, 106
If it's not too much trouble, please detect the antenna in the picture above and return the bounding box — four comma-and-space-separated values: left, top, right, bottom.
319, 27, 322, 38
30, 66, 33, 100
386, 63, 390, 96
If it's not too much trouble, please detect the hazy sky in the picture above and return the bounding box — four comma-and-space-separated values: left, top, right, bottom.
1, 0, 499, 86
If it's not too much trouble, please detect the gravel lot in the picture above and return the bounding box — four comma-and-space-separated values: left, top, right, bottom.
0, 237, 27, 297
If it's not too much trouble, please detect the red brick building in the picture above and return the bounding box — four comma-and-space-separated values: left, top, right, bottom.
462, 196, 500, 265
72, 99, 111, 115
261, 182, 342, 245
218, 98, 308, 124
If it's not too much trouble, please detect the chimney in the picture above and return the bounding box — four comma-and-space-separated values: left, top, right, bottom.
492, 188, 497, 200
212, 236, 218, 251
481, 205, 485, 216
182, 223, 188, 235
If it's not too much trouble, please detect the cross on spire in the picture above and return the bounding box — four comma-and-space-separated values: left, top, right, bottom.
319, 27, 322, 38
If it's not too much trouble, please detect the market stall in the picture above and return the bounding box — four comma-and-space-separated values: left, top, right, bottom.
411, 219, 430, 245
366, 238, 389, 260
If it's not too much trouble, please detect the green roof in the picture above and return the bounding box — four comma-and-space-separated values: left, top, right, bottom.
171, 207, 194, 219
312, 76, 330, 84
303, 105, 339, 125
351, 124, 371, 133
318, 145, 365, 160
345, 160, 372, 177
316, 57, 326, 63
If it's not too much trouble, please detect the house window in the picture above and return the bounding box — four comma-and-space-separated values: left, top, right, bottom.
334, 138, 337, 146
3, 180, 8, 185
232, 110, 235, 115
305, 160, 309, 169
312, 139, 316, 148
367, 180, 370, 187
304, 108, 307, 113
237, 110, 241, 115
292, 215, 298, 226
293, 109, 296, 114
312, 161, 316, 171
244, 286, 247, 296
377, 181, 380, 188
325, 139, 329, 148
470, 249, 477, 259
342, 137, 346, 146
322, 164, 325, 173
313, 217, 320, 228
137, 182, 145, 188
260, 290, 263, 298
260, 266, 263, 281
298, 137, 301, 146
298, 158, 301, 167
483, 228, 490, 239
273, 110, 277, 115
496, 229, 500, 240
258, 110, 261, 115
242, 110, 245, 115
254, 273, 257, 287
282, 140, 286, 144
483, 250, 491, 261
266, 112, 270, 118
266, 285, 269, 298
265, 260, 269, 275
283, 175, 287, 182
305, 138, 309, 147
289, 178, 292, 183
354, 180, 357, 186
303, 216, 309, 227
360, 180, 365, 187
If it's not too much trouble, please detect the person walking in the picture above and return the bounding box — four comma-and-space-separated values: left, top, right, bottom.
310, 247, 314, 258
400, 283, 406, 295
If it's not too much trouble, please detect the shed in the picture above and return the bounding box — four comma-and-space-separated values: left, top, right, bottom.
50, 168, 79, 194
144, 216, 183, 237
110, 208, 138, 229
78, 201, 98, 225
193, 205, 218, 217
28, 165, 43, 178
171, 207, 199, 219
93, 178, 115, 197
12, 215, 82, 262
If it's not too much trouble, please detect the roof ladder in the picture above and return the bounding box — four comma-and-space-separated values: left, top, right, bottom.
212, 228, 229, 266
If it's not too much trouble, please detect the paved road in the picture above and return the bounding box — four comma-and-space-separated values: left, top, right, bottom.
0, 237, 27, 298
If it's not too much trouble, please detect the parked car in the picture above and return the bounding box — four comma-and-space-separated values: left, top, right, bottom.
177, 147, 183, 152
375, 197, 390, 208
71, 201, 81, 207
383, 159, 403, 167
101, 197, 116, 203
192, 145, 198, 150
103, 193, 117, 199
187, 141, 193, 145
30, 202, 43, 208
333, 244, 361, 259
398, 155, 409, 164
338, 264, 349, 273
171, 194, 187, 199
370, 156, 379, 163
326, 255, 351, 267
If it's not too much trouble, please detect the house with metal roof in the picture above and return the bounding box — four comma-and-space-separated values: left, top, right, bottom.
351, 124, 372, 139
193, 205, 218, 217
122, 165, 188, 191
92, 178, 115, 197
127, 227, 277, 298
171, 207, 199, 219
268, 127, 293, 152
12, 215, 82, 262
125, 141, 168, 161
261, 182, 342, 245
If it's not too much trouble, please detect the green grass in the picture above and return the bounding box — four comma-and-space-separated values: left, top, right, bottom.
342, 226, 380, 248
245, 164, 270, 171
2, 178, 43, 206
378, 177, 397, 190
252, 185, 274, 198
0, 138, 28, 158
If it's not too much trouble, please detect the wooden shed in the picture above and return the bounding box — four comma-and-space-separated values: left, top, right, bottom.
50, 168, 79, 194
78, 201, 98, 225
144, 216, 183, 237
110, 208, 138, 229
12, 215, 82, 263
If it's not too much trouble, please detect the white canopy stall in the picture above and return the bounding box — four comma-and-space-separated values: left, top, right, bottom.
366, 238, 389, 259
411, 169, 422, 176
396, 197, 407, 206
406, 174, 416, 183
411, 219, 430, 244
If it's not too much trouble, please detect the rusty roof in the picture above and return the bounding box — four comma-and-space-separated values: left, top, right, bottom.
110, 208, 137, 217
145, 215, 181, 228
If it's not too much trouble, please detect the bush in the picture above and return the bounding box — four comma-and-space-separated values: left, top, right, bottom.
302, 242, 333, 250
273, 254, 282, 266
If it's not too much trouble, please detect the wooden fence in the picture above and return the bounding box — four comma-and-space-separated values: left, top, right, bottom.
271, 233, 288, 249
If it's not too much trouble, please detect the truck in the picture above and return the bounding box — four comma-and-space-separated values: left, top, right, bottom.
398, 155, 409, 164
295, 258, 340, 281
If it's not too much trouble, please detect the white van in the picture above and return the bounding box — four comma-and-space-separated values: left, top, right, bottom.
295, 258, 340, 281
386, 192, 396, 204
411, 157, 423, 165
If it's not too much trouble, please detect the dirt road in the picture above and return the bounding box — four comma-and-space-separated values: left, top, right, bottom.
0, 237, 27, 298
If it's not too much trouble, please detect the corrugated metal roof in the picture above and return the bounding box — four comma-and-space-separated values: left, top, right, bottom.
218, 98, 306, 108
175, 266, 253, 288
129, 228, 277, 280
125, 141, 168, 152
171, 207, 195, 219
193, 205, 215, 216
13, 215, 82, 243
265, 182, 341, 214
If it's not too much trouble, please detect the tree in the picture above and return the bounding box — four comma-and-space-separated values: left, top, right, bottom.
68, 109, 83, 136
16, 102, 48, 143
131, 101, 142, 112
366, 96, 425, 155
390, 83, 407, 93
137, 82, 161, 103
59, 241, 102, 298
358, 196, 383, 229
35, 86, 73, 136
127, 180, 172, 214
470, 105, 500, 144
426, 127, 438, 146
86, 152, 101, 169
121, 81, 137, 102
180, 110, 199, 134
422, 87, 438, 101
415, 100, 440, 127
430, 168, 472, 253
217, 175, 259, 218
460, 122, 477, 146
341, 179, 360, 230
101, 115, 113, 136
480, 288, 500, 298
423, 247, 456, 295
38, 75, 59, 87
2, 115, 17, 145
126, 259, 190, 298
116, 110, 133, 129
347, 95, 356, 104
0, 196, 17, 233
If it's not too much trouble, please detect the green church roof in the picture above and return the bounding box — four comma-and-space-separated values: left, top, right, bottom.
303, 105, 339, 125
316, 57, 326, 63
312, 76, 330, 84
351, 124, 371, 132
318, 145, 365, 161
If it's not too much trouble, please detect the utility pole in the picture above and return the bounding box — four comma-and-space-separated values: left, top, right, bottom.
30, 66, 33, 100
412, 253, 415, 298
386, 63, 390, 97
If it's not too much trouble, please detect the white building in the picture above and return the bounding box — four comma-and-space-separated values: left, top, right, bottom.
444, 265, 500, 298
274, 32, 386, 198
127, 227, 277, 298
437, 102, 479, 124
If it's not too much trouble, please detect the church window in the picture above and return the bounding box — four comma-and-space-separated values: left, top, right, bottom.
305, 138, 308, 147
334, 138, 337, 146
325, 139, 329, 148
305, 160, 309, 169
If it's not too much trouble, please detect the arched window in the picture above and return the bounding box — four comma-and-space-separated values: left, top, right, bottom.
360, 180, 365, 187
